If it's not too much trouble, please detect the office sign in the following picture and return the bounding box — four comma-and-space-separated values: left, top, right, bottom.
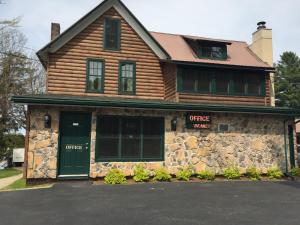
185, 113, 211, 129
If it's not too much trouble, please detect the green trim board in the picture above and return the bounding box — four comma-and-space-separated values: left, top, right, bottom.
118, 60, 136, 95
86, 58, 105, 93
11, 94, 300, 116
95, 116, 164, 162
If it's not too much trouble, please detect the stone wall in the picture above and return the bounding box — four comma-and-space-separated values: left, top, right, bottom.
26, 106, 294, 179
27, 106, 59, 178
90, 108, 289, 177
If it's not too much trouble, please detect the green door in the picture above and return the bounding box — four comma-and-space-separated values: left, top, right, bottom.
58, 112, 91, 177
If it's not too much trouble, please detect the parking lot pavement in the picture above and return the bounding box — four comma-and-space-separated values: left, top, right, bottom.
0, 181, 300, 225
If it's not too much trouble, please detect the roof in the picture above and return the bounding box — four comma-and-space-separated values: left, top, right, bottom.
37, 0, 170, 67
11, 95, 300, 117
37, 0, 273, 71
151, 32, 272, 69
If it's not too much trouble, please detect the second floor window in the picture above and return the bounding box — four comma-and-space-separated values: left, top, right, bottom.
119, 61, 136, 95
104, 17, 121, 50
178, 67, 266, 96
86, 59, 104, 93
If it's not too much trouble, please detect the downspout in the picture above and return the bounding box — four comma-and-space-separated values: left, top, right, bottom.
283, 118, 299, 176
283, 119, 289, 174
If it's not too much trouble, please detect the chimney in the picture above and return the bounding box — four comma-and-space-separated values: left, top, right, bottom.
51, 23, 60, 41
249, 21, 275, 106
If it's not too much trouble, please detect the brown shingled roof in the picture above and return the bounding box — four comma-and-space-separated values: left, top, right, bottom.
150, 31, 272, 69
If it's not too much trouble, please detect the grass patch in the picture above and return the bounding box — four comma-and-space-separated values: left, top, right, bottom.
0, 168, 22, 179
1, 178, 53, 191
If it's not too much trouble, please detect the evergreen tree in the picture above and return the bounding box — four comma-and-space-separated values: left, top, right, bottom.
275, 52, 300, 108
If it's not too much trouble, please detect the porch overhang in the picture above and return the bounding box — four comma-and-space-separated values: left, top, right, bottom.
11, 94, 300, 117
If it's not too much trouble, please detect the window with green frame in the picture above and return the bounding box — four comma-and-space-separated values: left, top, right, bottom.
119, 61, 136, 95
95, 116, 164, 162
104, 17, 121, 50
86, 59, 104, 93
178, 67, 266, 97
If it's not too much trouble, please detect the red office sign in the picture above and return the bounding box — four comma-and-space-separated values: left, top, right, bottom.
185, 113, 211, 129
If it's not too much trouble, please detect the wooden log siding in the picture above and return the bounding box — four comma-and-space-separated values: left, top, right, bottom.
47, 7, 165, 100
163, 63, 177, 101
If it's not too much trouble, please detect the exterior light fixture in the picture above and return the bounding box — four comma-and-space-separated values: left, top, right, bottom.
44, 113, 52, 129
171, 117, 177, 131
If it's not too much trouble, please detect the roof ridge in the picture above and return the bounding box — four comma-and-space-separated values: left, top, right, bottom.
150, 31, 248, 44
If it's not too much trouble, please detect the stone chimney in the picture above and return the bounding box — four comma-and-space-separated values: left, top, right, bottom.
51, 23, 60, 41
250, 21, 275, 106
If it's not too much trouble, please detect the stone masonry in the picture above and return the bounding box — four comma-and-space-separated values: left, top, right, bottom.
27, 106, 294, 179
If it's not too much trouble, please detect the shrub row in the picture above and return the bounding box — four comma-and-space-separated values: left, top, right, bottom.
103, 165, 289, 184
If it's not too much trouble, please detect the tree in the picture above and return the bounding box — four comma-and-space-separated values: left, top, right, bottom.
274, 52, 300, 108
0, 18, 45, 160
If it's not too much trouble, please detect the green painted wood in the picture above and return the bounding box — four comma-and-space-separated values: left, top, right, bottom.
58, 112, 91, 176
11, 95, 300, 116
288, 125, 296, 168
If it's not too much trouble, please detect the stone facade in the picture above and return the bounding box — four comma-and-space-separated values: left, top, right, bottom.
27, 106, 295, 179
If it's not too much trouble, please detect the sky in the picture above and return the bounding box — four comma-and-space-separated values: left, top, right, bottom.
1, 0, 300, 63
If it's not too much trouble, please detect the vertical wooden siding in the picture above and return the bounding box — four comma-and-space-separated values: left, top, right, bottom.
47, 7, 165, 100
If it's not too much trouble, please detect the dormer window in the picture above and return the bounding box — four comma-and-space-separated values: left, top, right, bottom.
104, 17, 121, 51
198, 44, 227, 60
185, 38, 229, 60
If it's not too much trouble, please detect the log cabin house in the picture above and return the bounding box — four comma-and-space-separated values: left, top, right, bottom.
12, 0, 300, 180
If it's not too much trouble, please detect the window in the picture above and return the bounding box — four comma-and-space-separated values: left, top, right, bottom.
247, 76, 262, 95
86, 59, 104, 93
178, 67, 266, 97
214, 73, 230, 94
199, 45, 227, 60
95, 116, 164, 162
119, 61, 136, 95
104, 17, 121, 50
218, 123, 229, 132
180, 69, 211, 93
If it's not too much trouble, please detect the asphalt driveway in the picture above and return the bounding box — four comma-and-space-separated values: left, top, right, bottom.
0, 181, 300, 225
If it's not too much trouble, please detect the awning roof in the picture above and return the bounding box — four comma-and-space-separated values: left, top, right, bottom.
11, 95, 300, 117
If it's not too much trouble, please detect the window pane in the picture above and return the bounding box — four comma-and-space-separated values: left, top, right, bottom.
248, 81, 261, 95
182, 74, 196, 92
88, 76, 102, 91
120, 63, 135, 93
105, 18, 120, 50
143, 118, 163, 159
215, 74, 229, 94
121, 118, 140, 158
197, 72, 211, 92
234, 75, 246, 95
96, 117, 119, 158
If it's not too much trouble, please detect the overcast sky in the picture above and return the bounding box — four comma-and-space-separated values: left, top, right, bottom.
1, 0, 300, 62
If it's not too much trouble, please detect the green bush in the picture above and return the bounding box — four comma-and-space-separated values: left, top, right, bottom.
291, 168, 300, 177
223, 167, 241, 180
153, 168, 172, 182
246, 167, 261, 180
104, 169, 126, 184
176, 167, 193, 181
133, 164, 150, 182
197, 170, 216, 180
267, 168, 283, 179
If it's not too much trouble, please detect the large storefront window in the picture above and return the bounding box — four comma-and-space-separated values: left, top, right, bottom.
95, 116, 164, 162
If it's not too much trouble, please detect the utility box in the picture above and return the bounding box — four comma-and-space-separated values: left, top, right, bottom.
13, 148, 25, 165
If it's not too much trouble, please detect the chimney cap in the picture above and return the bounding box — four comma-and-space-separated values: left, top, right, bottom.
257, 21, 266, 30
